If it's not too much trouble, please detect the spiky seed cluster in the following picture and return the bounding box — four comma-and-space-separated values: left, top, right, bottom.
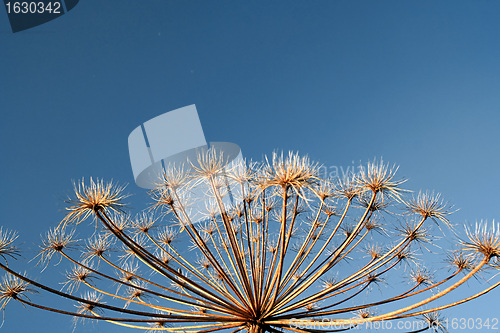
150, 188, 175, 213
0, 274, 32, 310
405, 191, 453, 226
76, 291, 104, 316
126, 281, 149, 305
37, 228, 76, 266
147, 311, 171, 333
191, 148, 229, 180
420, 312, 447, 333
355, 159, 406, 201
334, 175, 361, 200
363, 244, 384, 260
0, 228, 19, 262
461, 222, 500, 260
396, 248, 419, 266
156, 227, 177, 245
396, 223, 433, 247
132, 213, 157, 235
355, 309, 375, 319
358, 194, 389, 213
64, 266, 94, 293
262, 152, 320, 194
82, 235, 114, 263
408, 268, 433, 286
63, 178, 128, 225
227, 158, 257, 186
0, 151, 498, 333
445, 251, 473, 272
311, 180, 335, 202
158, 165, 190, 191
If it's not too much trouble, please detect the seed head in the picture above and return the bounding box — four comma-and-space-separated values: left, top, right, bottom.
156, 227, 177, 246
132, 212, 158, 235
0, 274, 32, 310
420, 312, 447, 333
147, 310, 172, 333
311, 180, 335, 202
157, 165, 190, 191
63, 266, 95, 294
355, 159, 406, 201
445, 251, 474, 272
125, 281, 150, 306
354, 309, 376, 319
0, 228, 19, 263
396, 222, 433, 247
334, 175, 362, 200
75, 291, 104, 319
405, 191, 453, 226
320, 276, 336, 290
117, 261, 140, 289
191, 148, 229, 181
461, 221, 500, 260
408, 268, 433, 286
357, 194, 390, 213
63, 178, 128, 226
262, 152, 320, 196
37, 228, 77, 267
227, 158, 257, 185
82, 234, 114, 264
150, 188, 175, 214
363, 244, 384, 260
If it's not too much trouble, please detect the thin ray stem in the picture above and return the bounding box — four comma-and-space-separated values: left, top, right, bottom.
98, 210, 246, 314
269, 193, 375, 315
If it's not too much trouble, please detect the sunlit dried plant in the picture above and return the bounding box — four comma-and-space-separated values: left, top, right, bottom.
1, 151, 499, 332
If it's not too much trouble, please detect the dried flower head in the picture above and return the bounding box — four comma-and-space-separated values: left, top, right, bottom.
63, 265, 95, 294
334, 175, 362, 200
63, 178, 128, 226
408, 268, 433, 287
0, 274, 32, 310
445, 251, 474, 272
405, 191, 453, 226
82, 234, 114, 264
420, 312, 447, 333
191, 148, 229, 181
0, 228, 19, 262
262, 151, 320, 195
75, 291, 104, 320
37, 228, 77, 267
132, 212, 158, 235
355, 159, 406, 201
461, 221, 500, 260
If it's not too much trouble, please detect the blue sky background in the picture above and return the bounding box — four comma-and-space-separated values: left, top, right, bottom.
1, 1, 500, 332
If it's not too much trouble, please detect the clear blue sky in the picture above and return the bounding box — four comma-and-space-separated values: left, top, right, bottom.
1, 1, 500, 332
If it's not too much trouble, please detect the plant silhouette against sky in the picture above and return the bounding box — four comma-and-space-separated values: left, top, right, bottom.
1, 150, 499, 332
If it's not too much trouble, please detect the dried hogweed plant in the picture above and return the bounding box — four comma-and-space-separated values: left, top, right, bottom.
1, 151, 499, 333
